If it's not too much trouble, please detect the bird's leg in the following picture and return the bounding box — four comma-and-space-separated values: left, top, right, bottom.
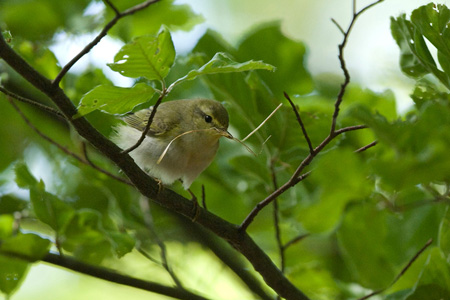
187, 188, 200, 222
153, 177, 164, 195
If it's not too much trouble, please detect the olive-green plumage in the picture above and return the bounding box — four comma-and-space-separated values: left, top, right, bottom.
113, 99, 231, 189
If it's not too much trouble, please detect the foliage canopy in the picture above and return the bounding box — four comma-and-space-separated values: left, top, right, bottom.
0, 1, 449, 300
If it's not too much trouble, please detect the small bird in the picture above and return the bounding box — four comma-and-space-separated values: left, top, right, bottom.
113, 99, 232, 189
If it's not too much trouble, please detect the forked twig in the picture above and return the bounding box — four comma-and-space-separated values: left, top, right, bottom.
330, 0, 384, 134
239, 0, 384, 231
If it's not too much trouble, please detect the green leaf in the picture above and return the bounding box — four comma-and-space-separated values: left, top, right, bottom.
391, 4, 450, 89
171, 52, 275, 88
61, 209, 134, 261
0, 215, 14, 240
106, 231, 135, 258
0, 195, 27, 214
411, 4, 450, 59
0, 228, 49, 296
30, 181, 75, 234
0, 233, 50, 262
439, 206, 450, 256
14, 161, 38, 189
298, 149, 371, 233
108, 27, 175, 81
237, 23, 313, 96
411, 80, 450, 108
405, 248, 450, 299
0, 255, 28, 296
0, 0, 91, 41
108, 0, 203, 40
75, 83, 155, 117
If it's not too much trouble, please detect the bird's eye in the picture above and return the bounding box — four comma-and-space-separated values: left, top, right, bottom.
204, 115, 213, 123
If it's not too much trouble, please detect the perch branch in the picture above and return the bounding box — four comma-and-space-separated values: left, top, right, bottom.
0, 29, 309, 300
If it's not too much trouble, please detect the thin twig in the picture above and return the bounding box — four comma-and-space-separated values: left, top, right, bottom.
283, 234, 310, 250
0, 86, 65, 119
283, 92, 314, 154
8, 97, 132, 186
335, 124, 368, 135
358, 238, 433, 300
331, 18, 345, 35
240, 171, 311, 231
139, 197, 184, 289
354, 141, 378, 153
330, 0, 384, 134
242, 103, 283, 142
270, 159, 285, 276
53, 0, 162, 85
122, 91, 165, 154
102, 0, 120, 15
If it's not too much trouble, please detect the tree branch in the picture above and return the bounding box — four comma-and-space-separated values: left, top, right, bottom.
0, 86, 65, 119
43, 252, 210, 300
0, 26, 309, 300
52, 0, 162, 86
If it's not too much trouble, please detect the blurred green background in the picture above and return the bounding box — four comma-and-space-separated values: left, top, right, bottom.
1, 0, 449, 299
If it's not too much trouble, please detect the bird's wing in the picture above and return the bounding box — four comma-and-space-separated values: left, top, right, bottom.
122, 107, 177, 136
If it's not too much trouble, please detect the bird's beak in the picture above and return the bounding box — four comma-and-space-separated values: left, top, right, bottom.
223, 130, 233, 139
215, 128, 233, 139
